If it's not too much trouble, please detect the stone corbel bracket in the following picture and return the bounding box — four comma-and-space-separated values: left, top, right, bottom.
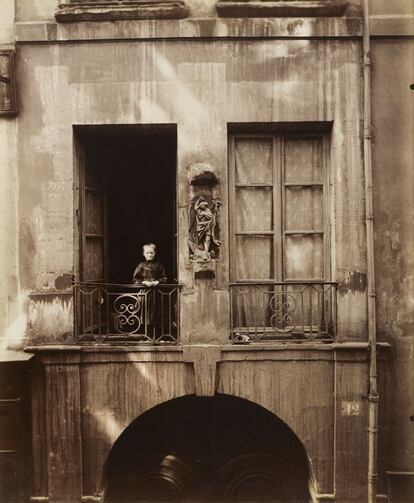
56, 1, 189, 23
183, 345, 222, 396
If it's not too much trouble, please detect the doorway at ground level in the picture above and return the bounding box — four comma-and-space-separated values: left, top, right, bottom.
104, 395, 313, 502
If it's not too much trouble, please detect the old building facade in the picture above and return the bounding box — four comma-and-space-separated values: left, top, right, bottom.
0, 0, 413, 502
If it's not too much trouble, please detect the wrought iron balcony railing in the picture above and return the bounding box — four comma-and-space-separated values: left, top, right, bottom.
74, 282, 181, 344
229, 281, 337, 343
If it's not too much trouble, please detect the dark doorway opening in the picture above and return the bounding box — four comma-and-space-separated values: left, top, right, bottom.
76, 125, 177, 284
104, 395, 312, 502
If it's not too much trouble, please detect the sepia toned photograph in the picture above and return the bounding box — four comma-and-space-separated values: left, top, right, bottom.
0, 0, 413, 502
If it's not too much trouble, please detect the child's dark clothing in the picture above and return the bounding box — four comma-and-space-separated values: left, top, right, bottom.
132, 260, 167, 284
132, 259, 167, 340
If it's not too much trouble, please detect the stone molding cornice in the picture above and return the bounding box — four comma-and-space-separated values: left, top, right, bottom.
55, 1, 190, 23
16, 17, 364, 43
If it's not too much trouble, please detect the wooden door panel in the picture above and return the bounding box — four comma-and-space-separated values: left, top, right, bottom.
85, 190, 104, 235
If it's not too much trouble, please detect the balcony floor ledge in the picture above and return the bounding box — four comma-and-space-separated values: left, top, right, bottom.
24, 341, 390, 353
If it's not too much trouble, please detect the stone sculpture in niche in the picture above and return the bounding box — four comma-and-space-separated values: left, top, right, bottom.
189, 195, 221, 260
188, 163, 221, 275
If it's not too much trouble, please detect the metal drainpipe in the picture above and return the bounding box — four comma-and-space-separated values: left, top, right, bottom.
362, 1, 379, 502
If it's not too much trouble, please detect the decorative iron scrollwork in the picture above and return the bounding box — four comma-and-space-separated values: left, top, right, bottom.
269, 292, 296, 333
230, 282, 336, 342
113, 293, 143, 334
74, 282, 180, 343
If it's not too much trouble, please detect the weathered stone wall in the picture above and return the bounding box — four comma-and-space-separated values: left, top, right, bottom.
369, 0, 414, 16
14, 23, 365, 345
0, 0, 20, 351
0, 0, 15, 43
2, 1, 412, 500
372, 32, 414, 497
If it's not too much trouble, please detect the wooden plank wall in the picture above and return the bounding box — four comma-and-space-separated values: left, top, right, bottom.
217, 359, 335, 495
45, 359, 82, 502
31, 363, 49, 499
80, 359, 194, 496
29, 352, 369, 500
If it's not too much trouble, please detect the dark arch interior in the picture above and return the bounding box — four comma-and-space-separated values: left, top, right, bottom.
104, 395, 312, 502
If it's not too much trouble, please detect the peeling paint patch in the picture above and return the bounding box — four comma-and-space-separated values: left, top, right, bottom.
2, 290, 29, 351
286, 19, 305, 36
393, 321, 414, 339
54, 273, 73, 290
393, 335, 414, 362
338, 271, 367, 296
28, 293, 73, 343
19, 221, 36, 289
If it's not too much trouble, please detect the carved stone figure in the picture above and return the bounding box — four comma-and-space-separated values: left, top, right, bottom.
189, 195, 221, 261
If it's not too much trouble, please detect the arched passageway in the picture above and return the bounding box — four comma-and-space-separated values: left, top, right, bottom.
104, 395, 313, 502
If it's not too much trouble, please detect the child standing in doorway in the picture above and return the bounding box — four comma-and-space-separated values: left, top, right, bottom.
132, 243, 168, 339
132, 243, 167, 286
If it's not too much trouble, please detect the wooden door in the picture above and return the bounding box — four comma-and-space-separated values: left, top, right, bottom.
0, 399, 23, 503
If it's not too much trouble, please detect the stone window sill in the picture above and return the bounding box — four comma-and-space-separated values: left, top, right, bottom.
55, 1, 190, 22
216, 1, 352, 19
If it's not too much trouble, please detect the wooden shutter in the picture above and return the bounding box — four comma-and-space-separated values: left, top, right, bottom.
81, 158, 106, 282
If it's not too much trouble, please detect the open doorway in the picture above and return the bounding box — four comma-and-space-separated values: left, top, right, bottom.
75, 124, 177, 284
103, 395, 314, 502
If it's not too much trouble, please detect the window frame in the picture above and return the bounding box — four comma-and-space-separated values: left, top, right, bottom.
229, 131, 331, 284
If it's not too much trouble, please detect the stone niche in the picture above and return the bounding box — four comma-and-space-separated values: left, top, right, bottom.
55, 0, 190, 22
188, 162, 221, 279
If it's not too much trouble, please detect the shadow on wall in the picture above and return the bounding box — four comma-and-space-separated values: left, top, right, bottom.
103, 394, 315, 502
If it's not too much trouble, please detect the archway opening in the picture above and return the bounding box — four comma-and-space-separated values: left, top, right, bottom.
104, 395, 312, 502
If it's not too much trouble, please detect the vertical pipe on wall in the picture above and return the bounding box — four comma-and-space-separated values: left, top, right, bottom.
362, 1, 379, 502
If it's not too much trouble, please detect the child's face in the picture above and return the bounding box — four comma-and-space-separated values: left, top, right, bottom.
143, 247, 156, 261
